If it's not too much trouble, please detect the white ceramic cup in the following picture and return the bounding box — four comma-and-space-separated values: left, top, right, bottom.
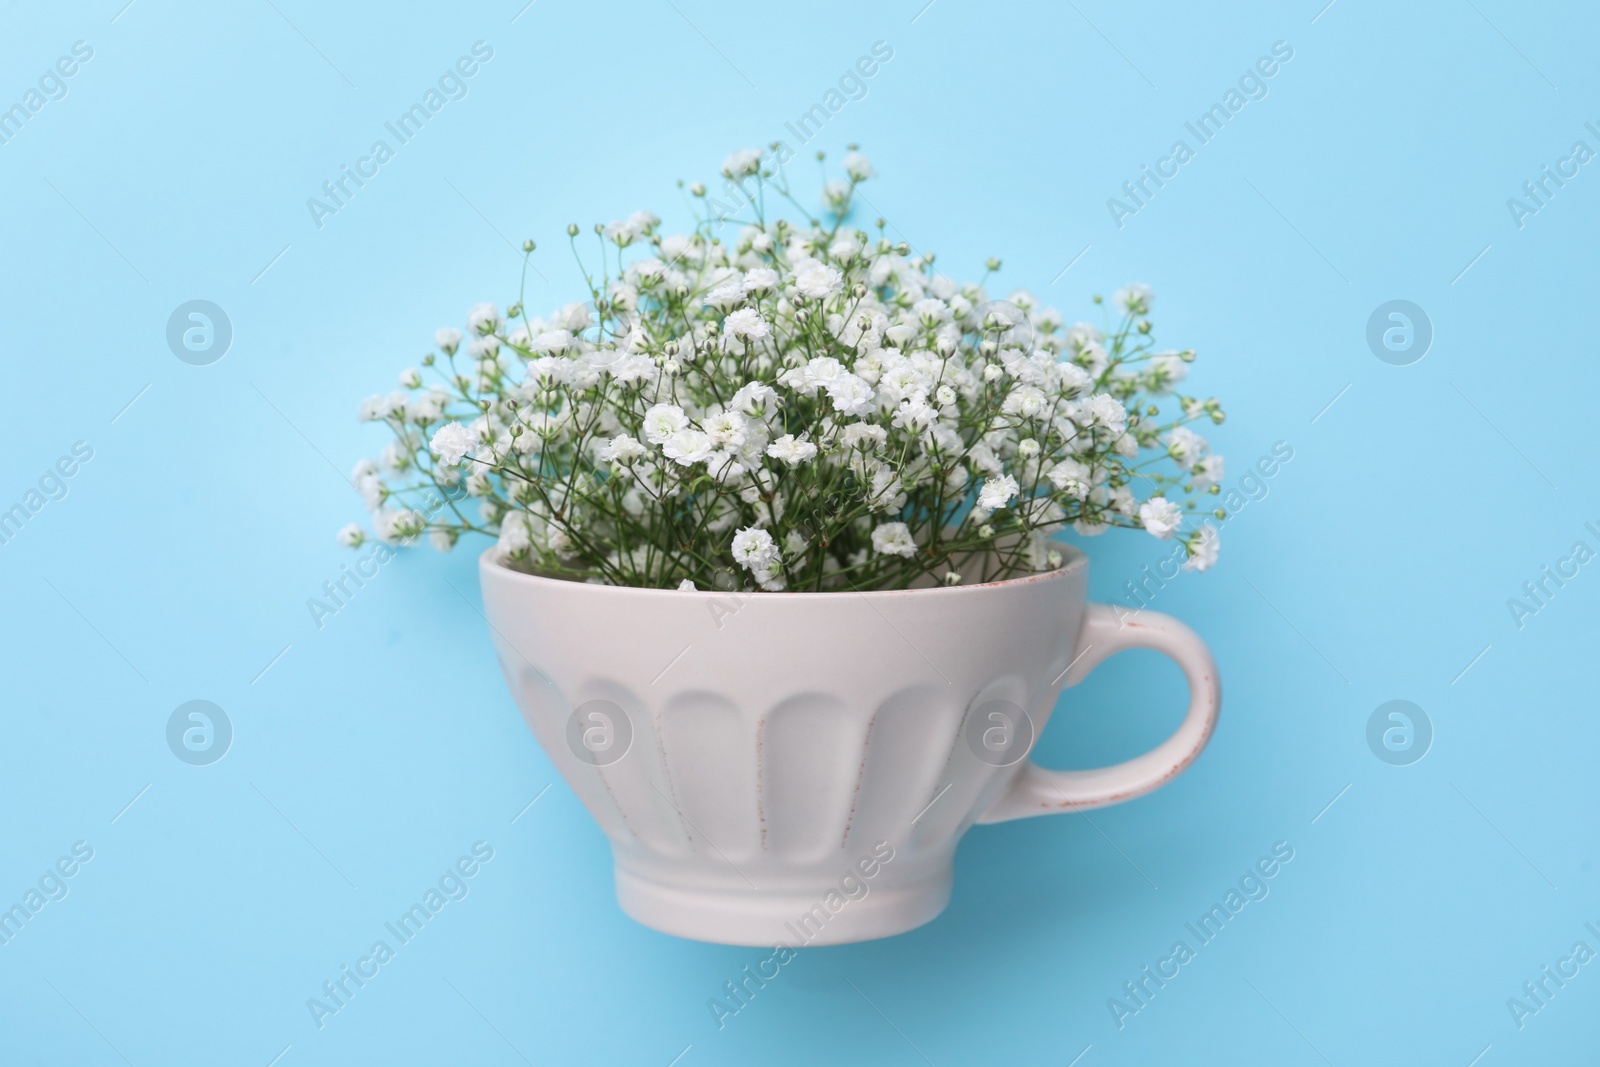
480, 545, 1218, 946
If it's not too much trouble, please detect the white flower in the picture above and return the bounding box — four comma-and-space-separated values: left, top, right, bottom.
1150, 353, 1187, 391
1002, 385, 1048, 419
766, 434, 818, 465
731, 381, 777, 414
721, 147, 763, 178
842, 151, 875, 181
663, 428, 715, 466
1080, 393, 1127, 434
606, 353, 656, 384
678, 579, 697, 591
375, 507, 425, 544
336, 523, 365, 548
1183, 525, 1220, 572
351, 458, 379, 482
825, 374, 876, 416
842, 423, 888, 451
1192, 455, 1225, 491
497, 512, 531, 558
704, 283, 745, 309
977, 474, 1019, 510
429, 528, 458, 552
1112, 283, 1152, 316
530, 329, 573, 354
867, 468, 905, 513
704, 410, 748, 448
1166, 426, 1207, 470
642, 404, 690, 444
1057, 363, 1091, 397
430, 423, 478, 466
408, 390, 448, 423
893, 395, 938, 432
731, 527, 779, 571
724, 307, 771, 341
599, 434, 647, 464
1139, 497, 1183, 539
884, 323, 917, 348
467, 302, 500, 334
871, 521, 917, 558
742, 268, 778, 293
557, 302, 592, 332
794, 261, 843, 300
435, 327, 463, 354
358, 474, 385, 510
1046, 458, 1092, 500
828, 235, 861, 261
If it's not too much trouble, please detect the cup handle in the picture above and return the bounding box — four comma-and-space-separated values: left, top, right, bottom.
976, 603, 1220, 823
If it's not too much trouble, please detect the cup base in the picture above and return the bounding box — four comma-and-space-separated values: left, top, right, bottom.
614, 864, 952, 946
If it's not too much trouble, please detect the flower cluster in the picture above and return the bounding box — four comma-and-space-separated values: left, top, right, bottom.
340, 146, 1227, 591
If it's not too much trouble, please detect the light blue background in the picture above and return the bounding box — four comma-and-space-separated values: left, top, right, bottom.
2, 1, 1596, 1063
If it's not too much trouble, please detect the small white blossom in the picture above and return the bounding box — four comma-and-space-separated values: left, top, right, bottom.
1139, 497, 1183, 539
871, 522, 917, 558
599, 434, 647, 464
977, 474, 1019, 510
336, 523, 365, 548
663, 428, 715, 466
731, 527, 779, 571
1113, 283, 1152, 316
742, 268, 779, 293
721, 147, 763, 178
842, 151, 874, 181
766, 434, 818, 465
724, 307, 771, 341
794, 261, 843, 300
642, 404, 690, 444
430, 423, 477, 466
1183, 525, 1220, 572
467, 303, 500, 334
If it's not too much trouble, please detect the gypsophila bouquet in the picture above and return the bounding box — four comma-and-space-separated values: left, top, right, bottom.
339, 146, 1227, 592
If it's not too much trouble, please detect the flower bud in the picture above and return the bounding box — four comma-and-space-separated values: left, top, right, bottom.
566, 223, 579, 237
522, 239, 536, 252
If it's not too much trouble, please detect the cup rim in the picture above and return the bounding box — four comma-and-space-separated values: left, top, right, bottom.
478, 542, 1086, 601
